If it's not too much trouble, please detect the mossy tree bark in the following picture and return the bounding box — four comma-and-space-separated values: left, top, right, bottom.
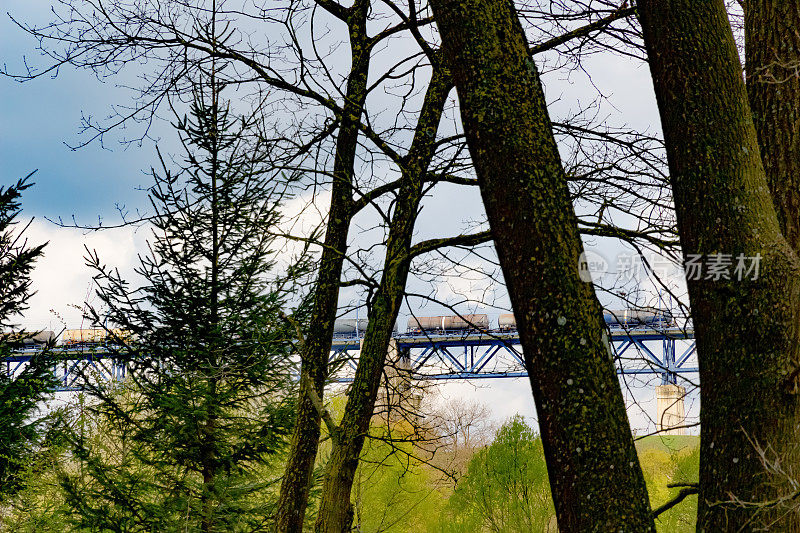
314, 64, 452, 533
274, 2, 370, 531
637, 0, 800, 529
429, 0, 655, 530
745, 0, 800, 254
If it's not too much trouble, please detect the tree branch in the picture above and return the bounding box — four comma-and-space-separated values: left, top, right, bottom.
652, 486, 699, 518
425, 172, 479, 187
315, 0, 349, 21
351, 178, 405, 214
578, 221, 678, 249
529, 5, 637, 56
406, 230, 493, 259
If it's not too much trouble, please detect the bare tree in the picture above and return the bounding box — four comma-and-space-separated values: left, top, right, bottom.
637, 0, 800, 529
6, 0, 690, 529
429, 0, 656, 529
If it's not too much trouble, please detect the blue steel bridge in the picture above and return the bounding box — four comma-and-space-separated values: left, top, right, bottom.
6, 325, 697, 392
332, 326, 697, 385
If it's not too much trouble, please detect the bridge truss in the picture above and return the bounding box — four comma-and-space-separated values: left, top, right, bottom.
4, 346, 128, 392
331, 327, 697, 385
6, 327, 696, 392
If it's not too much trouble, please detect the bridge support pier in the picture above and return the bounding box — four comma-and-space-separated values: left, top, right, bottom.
373, 340, 422, 425
655, 384, 686, 435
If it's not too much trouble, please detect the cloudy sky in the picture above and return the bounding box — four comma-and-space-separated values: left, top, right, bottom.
0, 2, 695, 433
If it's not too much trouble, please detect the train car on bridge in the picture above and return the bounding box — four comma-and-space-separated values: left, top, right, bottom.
333, 319, 398, 338
408, 308, 674, 334
1, 330, 57, 351
602, 308, 674, 328
406, 314, 490, 334
60, 328, 131, 347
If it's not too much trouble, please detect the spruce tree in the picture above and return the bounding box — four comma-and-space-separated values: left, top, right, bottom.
0, 175, 54, 497
60, 80, 306, 532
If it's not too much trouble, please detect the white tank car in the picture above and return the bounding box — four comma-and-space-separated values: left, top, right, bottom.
333, 319, 397, 336
3, 330, 56, 346
498, 314, 516, 330
407, 314, 490, 333
603, 308, 673, 327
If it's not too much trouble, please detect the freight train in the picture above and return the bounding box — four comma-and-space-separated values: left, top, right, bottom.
402, 308, 673, 335
11, 308, 674, 348
6, 328, 130, 351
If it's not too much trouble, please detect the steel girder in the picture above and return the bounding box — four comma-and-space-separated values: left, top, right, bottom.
6, 327, 697, 391
330, 327, 697, 384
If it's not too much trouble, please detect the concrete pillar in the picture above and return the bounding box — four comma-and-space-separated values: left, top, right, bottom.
655, 384, 686, 435
373, 340, 422, 426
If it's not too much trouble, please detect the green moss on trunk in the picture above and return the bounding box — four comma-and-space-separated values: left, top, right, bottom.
429, 0, 655, 529
746, 0, 800, 254
274, 5, 371, 531
314, 66, 452, 533
638, 0, 800, 529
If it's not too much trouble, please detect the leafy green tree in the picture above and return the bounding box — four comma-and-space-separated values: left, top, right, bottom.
440, 416, 554, 533
348, 433, 446, 533
636, 436, 699, 533
58, 77, 305, 532
0, 175, 54, 496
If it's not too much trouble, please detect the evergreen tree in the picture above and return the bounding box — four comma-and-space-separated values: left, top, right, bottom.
0, 175, 54, 496
59, 80, 307, 532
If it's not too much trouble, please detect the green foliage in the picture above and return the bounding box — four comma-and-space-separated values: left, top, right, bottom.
3, 397, 702, 533
434, 423, 698, 533
54, 81, 306, 532
1, 394, 295, 532
0, 175, 55, 497
637, 436, 700, 533
0, 175, 45, 328
439, 416, 554, 533
350, 433, 447, 533
0, 401, 79, 531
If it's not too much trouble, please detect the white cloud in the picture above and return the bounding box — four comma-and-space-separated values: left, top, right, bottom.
17, 219, 145, 331
272, 189, 331, 270
15, 188, 333, 333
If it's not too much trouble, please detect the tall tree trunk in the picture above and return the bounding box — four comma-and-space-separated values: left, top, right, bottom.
200, 378, 218, 533
637, 1, 800, 529
745, 1, 800, 254
314, 65, 451, 533
275, 4, 370, 531
429, 0, 655, 530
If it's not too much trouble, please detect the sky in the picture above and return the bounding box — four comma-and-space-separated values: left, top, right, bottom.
0, 2, 696, 433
